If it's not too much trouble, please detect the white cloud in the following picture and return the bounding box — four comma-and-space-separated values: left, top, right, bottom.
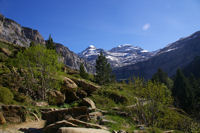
142, 23, 151, 31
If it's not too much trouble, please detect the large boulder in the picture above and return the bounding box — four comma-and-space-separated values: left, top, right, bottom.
42, 106, 89, 125
47, 90, 65, 105
43, 120, 78, 133
62, 77, 78, 90
61, 77, 79, 103
57, 127, 110, 133
63, 89, 79, 103
0, 112, 6, 124
79, 98, 96, 110
76, 89, 87, 98
71, 78, 100, 95
1, 105, 26, 123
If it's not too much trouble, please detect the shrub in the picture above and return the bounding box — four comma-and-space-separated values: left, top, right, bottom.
0, 86, 13, 104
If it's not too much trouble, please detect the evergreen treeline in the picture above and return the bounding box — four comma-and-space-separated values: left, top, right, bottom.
151, 57, 200, 118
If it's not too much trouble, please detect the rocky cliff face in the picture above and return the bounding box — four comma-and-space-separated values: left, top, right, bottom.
113, 31, 200, 80
55, 43, 95, 73
0, 13, 94, 73
0, 14, 45, 46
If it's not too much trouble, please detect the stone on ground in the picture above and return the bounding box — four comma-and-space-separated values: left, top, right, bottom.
1, 105, 26, 123
43, 120, 78, 133
47, 90, 65, 105
57, 127, 110, 133
0, 111, 6, 124
80, 98, 96, 109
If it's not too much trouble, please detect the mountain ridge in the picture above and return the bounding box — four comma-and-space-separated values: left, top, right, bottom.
79, 44, 155, 68
113, 31, 200, 80
0, 13, 94, 73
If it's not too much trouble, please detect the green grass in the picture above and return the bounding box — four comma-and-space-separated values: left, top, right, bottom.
104, 114, 135, 132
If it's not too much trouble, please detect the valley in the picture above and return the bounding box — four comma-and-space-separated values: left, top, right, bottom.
0, 9, 200, 133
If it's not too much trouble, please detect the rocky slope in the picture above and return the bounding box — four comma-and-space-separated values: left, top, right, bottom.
0, 14, 45, 47
0, 13, 94, 73
55, 43, 94, 72
79, 44, 155, 68
113, 31, 200, 80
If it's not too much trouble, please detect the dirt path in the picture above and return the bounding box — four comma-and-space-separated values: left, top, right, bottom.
0, 120, 45, 133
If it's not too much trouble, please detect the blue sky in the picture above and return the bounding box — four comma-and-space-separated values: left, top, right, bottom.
1, 0, 200, 53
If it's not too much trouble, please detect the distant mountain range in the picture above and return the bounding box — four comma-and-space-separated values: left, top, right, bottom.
113, 31, 200, 80
1, 13, 200, 80
79, 44, 156, 68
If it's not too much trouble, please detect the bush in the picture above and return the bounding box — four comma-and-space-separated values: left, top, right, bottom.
0, 86, 13, 104
156, 108, 192, 131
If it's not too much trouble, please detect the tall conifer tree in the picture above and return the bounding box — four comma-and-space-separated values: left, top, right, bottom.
95, 51, 112, 85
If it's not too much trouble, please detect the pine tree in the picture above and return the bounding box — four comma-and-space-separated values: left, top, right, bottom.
46, 34, 55, 49
151, 68, 173, 89
79, 63, 89, 79
173, 69, 192, 110
95, 51, 112, 85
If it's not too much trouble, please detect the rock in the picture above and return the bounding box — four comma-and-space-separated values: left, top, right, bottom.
76, 89, 87, 98
42, 106, 89, 125
61, 77, 79, 103
34, 101, 49, 107
89, 112, 103, 121
112, 131, 118, 133
47, 90, 65, 105
0, 112, 6, 124
0, 14, 45, 47
96, 109, 109, 115
40, 108, 57, 113
80, 98, 96, 109
62, 77, 78, 90
100, 119, 116, 125
0, 47, 11, 56
67, 117, 107, 130
57, 127, 110, 133
65, 90, 79, 103
43, 120, 78, 133
1, 105, 26, 123
71, 78, 100, 95
118, 130, 127, 133
55, 43, 95, 73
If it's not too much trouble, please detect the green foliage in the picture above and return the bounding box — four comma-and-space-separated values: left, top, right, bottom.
95, 51, 113, 85
104, 115, 135, 132
156, 108, 192, 131
183, 56, 200, 78
0, 86, 14, 104
151, 68, 173, 89
134, 78, 173, 127
10, 44, 63, 100
79, 63, 89, 79
46, 34, 56, 49
173, 69, 193, 111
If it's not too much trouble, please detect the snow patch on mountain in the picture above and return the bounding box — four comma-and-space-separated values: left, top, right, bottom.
79, 44, 155, 68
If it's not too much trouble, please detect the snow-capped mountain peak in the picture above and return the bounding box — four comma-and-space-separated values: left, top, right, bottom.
88, 45, 96, 50
79, 44, 154, 68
